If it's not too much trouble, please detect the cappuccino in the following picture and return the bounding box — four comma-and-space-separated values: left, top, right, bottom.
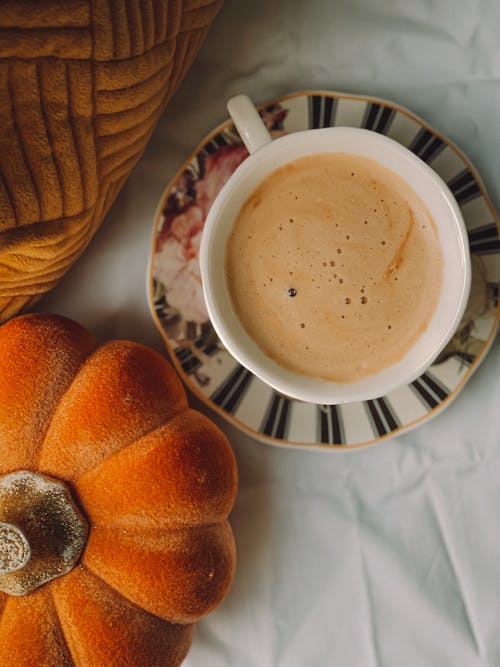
225, 153, 443, 383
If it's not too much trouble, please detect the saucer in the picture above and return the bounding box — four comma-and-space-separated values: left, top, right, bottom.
148, 90, 500, 450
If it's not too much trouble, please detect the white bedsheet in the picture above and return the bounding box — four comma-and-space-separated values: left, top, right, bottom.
39, 1, 500, 664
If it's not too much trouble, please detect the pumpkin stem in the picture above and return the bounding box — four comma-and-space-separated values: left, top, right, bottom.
0, 522, 31, 574
0, 471, 88, 596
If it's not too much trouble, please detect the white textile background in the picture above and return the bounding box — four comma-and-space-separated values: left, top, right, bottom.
39, 1, 500, 665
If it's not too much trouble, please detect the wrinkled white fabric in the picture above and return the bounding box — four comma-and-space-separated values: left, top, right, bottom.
39, 0, 500, 665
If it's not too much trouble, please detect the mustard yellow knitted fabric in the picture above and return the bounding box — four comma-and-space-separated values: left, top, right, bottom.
0, 0, 222, 321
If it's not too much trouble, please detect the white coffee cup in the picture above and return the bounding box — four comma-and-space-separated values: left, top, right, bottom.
200, 94, 471, 404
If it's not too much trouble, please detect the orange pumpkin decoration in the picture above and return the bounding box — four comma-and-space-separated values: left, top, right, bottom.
0, 314, 237, 666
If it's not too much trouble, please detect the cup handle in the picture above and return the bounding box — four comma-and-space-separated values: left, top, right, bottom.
227, 94, 272, 154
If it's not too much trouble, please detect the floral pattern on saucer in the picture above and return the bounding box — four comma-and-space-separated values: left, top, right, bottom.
149, 91, 500, 449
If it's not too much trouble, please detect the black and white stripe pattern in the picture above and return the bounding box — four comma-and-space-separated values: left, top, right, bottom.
261, 393, 291, 439
411, 372, 450, 410
408, 128, 446, 164
193, 328, 219, 357
453, 352, 474, 367
174, 347, 201, 375
488, 282, 499, 306
201, 132, 230, 157
318, 405, 344, 445
365, 397, 400, 437
361, 103, 395, 134
210, 365, 254, 413
467, 223, 500, 254
195, 338, 219, 357
447, 168, 481, 205
154, 289, 166, 314
309, 95, 338, 129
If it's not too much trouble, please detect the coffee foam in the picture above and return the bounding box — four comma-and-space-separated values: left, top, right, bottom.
225, 153, 443, 383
